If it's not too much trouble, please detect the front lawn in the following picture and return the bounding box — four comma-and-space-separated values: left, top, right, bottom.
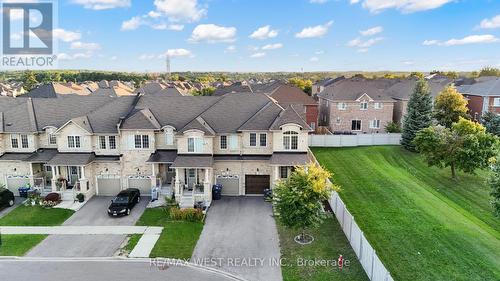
312, 146, 500, 281
0, 205, 74, 226
278, 217, 368, 281
135, 208, 204, 259
0, 235, 47, 256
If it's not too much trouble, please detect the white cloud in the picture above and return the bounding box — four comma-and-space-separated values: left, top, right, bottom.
261, 43, 283, 50
310, 0, 328, 4
423, 35, 499, 46
479, 15, 500, 29
161, 48, 193, 58
402, 60, 415, 65
315, 50, 325, 55
53, 28, 82, 42
295, 21, 333, 38
153, 0, 206, 22
121, 16, 142, 31
360, 26, 383, 36
148, 11, 162, 18
57, 52, 92, 60
250, 52, 266, 58
310, 56, 319, 62
357, 48, 369, 53
347, 37, 383, 48
225, 45, 236, 53
139, 54, 156, 60
110, 56, 118, 61
189, 24, 237, 43
249, 25, 278, 40
70, 41, 101, 50
72, 0, 131, 10
354, 0, 453, 13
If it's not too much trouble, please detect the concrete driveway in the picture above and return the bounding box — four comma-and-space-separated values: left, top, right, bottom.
27, 196, 148, 257
192, 197, 283, 281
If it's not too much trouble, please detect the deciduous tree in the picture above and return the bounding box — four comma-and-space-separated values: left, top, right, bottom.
434, 86, 469, 128
488, 158, 500, 217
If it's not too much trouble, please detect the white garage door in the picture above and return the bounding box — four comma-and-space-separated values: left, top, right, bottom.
97, 178, 121, 196
216, 176, 240, 196
6, 176, 30, 195
128, 178, 152, 196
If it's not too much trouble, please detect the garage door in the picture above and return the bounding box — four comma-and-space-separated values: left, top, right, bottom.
6, 176, 30, 194
97, 178, 121, 196
216, 176, 240, 196
128, 178, 151, 196
245, 175, 270, 195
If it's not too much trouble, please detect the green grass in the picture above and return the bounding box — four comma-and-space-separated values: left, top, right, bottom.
135, 208, 204, 259
0, 205, 74, 226
279, 217, 369, 281
122, 234, 142, 253
312, 146, 500, 281
0, 235, 47, 256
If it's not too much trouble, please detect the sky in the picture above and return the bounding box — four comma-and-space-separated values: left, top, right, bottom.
4, 0, 500, 72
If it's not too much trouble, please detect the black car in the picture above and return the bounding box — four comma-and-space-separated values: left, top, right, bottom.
0, 188, 15, 209
107, 188, 141, 216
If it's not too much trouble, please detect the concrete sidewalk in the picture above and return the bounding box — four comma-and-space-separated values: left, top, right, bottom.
129, 227, 162, 258
0, 226, 163, 235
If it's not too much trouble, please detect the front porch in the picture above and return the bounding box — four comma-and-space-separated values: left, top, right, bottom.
173, 167, 213, 206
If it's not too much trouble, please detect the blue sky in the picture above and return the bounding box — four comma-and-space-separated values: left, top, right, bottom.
17, 0, 500, 72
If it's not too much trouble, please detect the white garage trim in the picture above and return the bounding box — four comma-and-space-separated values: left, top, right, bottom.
96, 174, 121, 196
5, 175, 31, 194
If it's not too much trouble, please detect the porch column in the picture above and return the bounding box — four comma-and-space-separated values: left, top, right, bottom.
204, 168, 212, 202
273, 166, 280, 187
51, 166, 58, 192
29, 163, 35, 187
174, 168, 181, 201
79, 166, 88, 193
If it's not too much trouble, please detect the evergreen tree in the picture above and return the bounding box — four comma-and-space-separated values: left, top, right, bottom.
401, 78, 433, 151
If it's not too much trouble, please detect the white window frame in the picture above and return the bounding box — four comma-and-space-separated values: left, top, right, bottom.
47, 128, 57, 145
108, 136, 117, 150
351, 120, 362, 131
283, 131, 299, 150
259, 133, 267, 147
360, 101, 368, 110
188, 137, 203, 153
10, 134, 19, 149
494, 98, 500, 107
249, 133, 257, 147
374, 102, 383, 109
165, 129, 174, 146
20, 135, 29, 148
99, 136, 106, 150
280, 166, 289, 179
370, 119, 381, 129
337, 102, 347, 110
229, 135, 238, 151
68, 135, 81, 148
134, 135, 149, 149
220, 135, 228, 150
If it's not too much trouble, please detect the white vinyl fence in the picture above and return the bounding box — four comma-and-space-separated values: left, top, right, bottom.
309, 133, 402, 147
329, 191, 394, 281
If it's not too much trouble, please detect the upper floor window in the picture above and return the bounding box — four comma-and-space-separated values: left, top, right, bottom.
11, 135, 18, 148
283, 131, 299, 150
249, 133, 257, 147
20, 135, 29, 148
337, 102, 347, 110
374, 102, 383, 109
494, 98, 500, 107
68, 136, 81, 148
99, 136, 106, 149
134, 135, 149, 149
48, 133, 57, 145
360, 101, 368, 110
109, 136, 117, 150
11, 134, 30, 149
229, 135, 238, 150
188, 137, 203, 153
165, 128, 174, 145
259, 133, 267, 147
220, 135, 228, 150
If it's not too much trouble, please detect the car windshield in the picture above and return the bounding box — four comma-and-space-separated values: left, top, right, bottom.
113, 196, 128, 204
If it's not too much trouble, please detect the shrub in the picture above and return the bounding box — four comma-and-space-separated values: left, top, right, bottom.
385, 121, 401, 133
169, 207, 204, 222
44, 192, 61, 202
41, 200, 58, 208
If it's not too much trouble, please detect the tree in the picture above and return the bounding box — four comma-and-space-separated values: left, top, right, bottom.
434, 85, 469, 128
273, 163, 339, 243
191, 87, 215, 96
401, 78, 433, 151
488, 158, 500, 217
385, 121, 401, 133
414, 118, 498, 179
288, 77, 313, 95
481, 111, 500, 136
22, 71, 38, 91
479, 67, 500, 77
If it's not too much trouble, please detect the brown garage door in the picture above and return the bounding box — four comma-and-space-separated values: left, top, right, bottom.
245, 175, 270, 195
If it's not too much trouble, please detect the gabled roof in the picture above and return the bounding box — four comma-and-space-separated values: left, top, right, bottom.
238, 101, 283, 131
318, 77, 397, 102
385, 77, 451, 100
121, 108, 161, 130
268, 84, 317, 106
457, 77, 500, 97
179, 116, 216, 135
270, 105, 311, 130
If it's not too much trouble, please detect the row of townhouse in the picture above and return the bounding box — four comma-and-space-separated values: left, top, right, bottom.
457, 77, 500, 120
0, 92, 312, 207
316, 76, 451, 134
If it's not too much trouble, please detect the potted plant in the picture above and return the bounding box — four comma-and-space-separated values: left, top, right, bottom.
76, 193, 85, 203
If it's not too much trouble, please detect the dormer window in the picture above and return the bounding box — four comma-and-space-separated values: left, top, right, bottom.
11, 134, 29, 149
360, 101, 368, 110
165, 128, 174, 145
188, 137, 203, 153
283, 131, 299, 150
337, 102, 347, 110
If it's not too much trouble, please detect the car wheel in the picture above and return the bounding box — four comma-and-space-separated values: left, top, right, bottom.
8, 199, 14, 206
126, 208, 130, 215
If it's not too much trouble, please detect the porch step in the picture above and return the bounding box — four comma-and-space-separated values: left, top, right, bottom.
179, 196, 194, 209
60, 191, 75, 201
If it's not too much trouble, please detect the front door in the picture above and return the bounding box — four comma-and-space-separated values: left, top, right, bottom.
187, 169, 197, 190
44, 165, 52, 186
67, 166, 80, 188
165, 164, 175, 184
